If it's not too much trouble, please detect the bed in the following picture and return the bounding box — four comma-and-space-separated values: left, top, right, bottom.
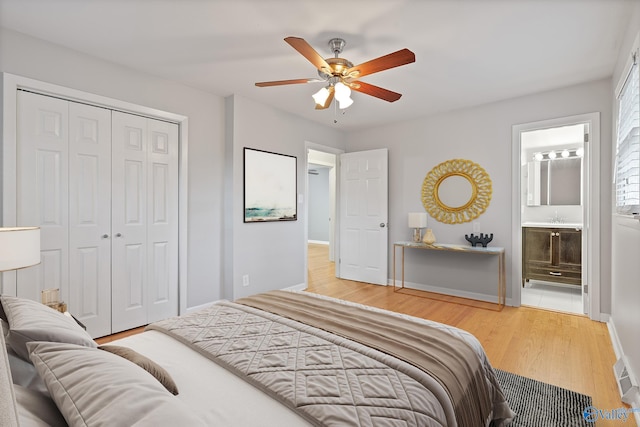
1, 290, 514, 426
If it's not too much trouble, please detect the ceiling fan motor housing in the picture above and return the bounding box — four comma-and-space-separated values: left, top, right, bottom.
328, 38, 346, 55
316, 38, 354, 81
318, 57, 354, 80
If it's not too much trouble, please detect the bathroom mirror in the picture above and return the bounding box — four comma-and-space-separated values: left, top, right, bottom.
527, 157, 581, 206
422, 159, 492, 224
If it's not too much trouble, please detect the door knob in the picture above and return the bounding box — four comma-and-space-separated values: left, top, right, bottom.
115, 233, 123, 237
101, 234, 109, 239
380, 223, 386, 228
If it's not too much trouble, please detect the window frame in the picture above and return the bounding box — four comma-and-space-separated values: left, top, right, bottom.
614, 33, 640, 216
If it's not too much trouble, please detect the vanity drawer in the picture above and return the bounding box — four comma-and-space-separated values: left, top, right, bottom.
526, 265, 581, 285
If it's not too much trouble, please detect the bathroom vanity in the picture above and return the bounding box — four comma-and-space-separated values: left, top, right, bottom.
522, 224, 582, 286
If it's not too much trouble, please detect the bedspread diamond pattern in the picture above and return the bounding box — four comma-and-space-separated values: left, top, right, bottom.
150, 303, 448, 427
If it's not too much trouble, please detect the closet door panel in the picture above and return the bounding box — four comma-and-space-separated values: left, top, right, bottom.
147, 119, 179, 323
111, 112, 148, 332
16, 92, 69, 303
68, 103, 112, 338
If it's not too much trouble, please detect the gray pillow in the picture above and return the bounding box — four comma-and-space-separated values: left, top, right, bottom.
1, 295, 96, 361
0, 296, 7, 323
1, 318, 8, 338
28, 341, 206, 427
98, 345, 179, 395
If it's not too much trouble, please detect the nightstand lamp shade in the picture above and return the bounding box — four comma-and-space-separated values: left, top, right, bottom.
408, 212, 427, 242
0, 227, 41, 272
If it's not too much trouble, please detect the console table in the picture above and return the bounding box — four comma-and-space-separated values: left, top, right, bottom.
392, 241, 506, 309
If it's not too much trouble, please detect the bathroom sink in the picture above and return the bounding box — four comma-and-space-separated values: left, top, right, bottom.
522, 222, 582, 228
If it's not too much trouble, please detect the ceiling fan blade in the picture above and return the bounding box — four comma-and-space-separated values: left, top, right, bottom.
315, 87, 335, 110
255, 78, 317, 87
346, 48, 415, 79
351, 81, 402, 102
285, 37, 332, 74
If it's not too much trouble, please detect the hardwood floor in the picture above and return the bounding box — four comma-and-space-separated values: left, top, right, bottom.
95, 326, 145, 344
307, 243, 635, 427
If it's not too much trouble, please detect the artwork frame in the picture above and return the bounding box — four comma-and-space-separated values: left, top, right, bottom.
244, 148, 297, 223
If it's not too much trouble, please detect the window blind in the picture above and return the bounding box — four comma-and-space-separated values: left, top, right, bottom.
615, 57, 640, 214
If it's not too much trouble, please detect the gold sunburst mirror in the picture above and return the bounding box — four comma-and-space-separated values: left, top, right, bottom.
421, 159, 492, 224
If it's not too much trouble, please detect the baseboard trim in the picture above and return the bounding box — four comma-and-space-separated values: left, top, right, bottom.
284, 283, 307, 292
308, 240, 329, 245
185, 301, 216, 314
608, 318, 640, 421
386, 279, 513, 306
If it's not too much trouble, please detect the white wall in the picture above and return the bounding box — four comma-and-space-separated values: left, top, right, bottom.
308, 167, 331, 242
610, 0, 640, 406
226, 95, 345, 299
0, 28, 224, 308
346, 79, 612, 306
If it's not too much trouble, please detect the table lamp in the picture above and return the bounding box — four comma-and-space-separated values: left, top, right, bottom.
0, 227, 41, 272
408, 212, 427, 243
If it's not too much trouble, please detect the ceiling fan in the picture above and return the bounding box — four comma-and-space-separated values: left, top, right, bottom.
255, 37, 415, 110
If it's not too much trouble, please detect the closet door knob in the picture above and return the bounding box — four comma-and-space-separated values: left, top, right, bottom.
115, 233, 122, 238
102, 234, 109, 239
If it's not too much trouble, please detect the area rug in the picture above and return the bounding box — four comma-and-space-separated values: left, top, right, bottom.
493, 368, 592, 427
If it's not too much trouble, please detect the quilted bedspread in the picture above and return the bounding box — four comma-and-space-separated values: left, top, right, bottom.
147, 291, 513, 427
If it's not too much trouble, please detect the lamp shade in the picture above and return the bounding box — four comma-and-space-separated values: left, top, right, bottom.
312, 87, 331, 106
408, 212, 427, 228
334, 82, 353, 109
0, 227, 40, 272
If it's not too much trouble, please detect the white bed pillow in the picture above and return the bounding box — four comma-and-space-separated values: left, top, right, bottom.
1, 295, 96, 361
28, 341, 206, 427
14, 384, 67, 427
7, 345, 48, 394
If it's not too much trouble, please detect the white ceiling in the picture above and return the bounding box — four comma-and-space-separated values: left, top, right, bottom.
0, 0, 633, 131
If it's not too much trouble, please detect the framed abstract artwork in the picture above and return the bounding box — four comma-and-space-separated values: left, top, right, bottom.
244, 148, 297, 222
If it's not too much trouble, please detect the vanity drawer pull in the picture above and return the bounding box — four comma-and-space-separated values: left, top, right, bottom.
549, 271, 562, 276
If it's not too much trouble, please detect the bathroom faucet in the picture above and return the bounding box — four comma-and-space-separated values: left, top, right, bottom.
550, 211, 564, 224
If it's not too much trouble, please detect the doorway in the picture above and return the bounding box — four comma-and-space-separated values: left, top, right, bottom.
512, 113, 601, 320
520, 123, 585, 314
305, 145, 390, 288
304, 143, 342, 285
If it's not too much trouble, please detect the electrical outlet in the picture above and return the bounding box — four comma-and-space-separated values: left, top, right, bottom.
242, 275, 249, 287
473, 221, 481, 232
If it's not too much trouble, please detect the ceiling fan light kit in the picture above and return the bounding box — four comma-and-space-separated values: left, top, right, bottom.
255, 36, 415, 111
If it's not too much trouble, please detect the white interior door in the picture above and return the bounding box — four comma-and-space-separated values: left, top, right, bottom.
16, 91, 70, 303
338, 149, 388, 285
146, 118, 179, 324
68, 102, 112, 337
111, 112, 149, 332
111, 112, 179, 332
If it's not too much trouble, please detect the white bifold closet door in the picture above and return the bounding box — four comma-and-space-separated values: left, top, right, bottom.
111, 111, 179, 333
16, 91, 178, 338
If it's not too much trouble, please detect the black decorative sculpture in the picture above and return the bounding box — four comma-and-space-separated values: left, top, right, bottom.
465, 233, 493, 247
